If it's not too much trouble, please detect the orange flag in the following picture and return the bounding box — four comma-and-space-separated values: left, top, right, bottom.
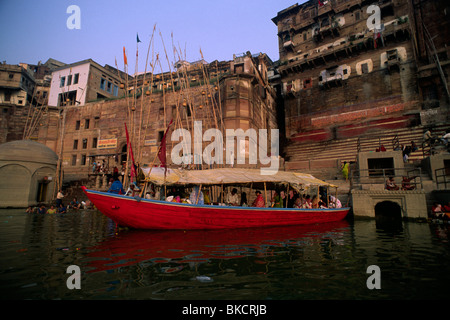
123, 46, 128, 66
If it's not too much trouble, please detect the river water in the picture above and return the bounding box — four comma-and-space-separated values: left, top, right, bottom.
1, 208, 450, 301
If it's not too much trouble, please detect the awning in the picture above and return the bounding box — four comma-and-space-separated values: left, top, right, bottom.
141, 167, 337, 189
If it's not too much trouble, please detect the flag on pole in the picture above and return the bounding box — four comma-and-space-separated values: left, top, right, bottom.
123, 46, 128, 66
124, 122, 136, 181
158, 119, 173, 174
373, 30, 381, 49
318, 0, 324, 7
137, 33, 141, 43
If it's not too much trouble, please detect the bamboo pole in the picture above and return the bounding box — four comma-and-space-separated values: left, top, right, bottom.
286, 183, 289, 208
264, 182, 267, 208
137, 24, 157, 163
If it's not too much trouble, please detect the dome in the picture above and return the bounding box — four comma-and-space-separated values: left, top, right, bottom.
0, 140, 58, 165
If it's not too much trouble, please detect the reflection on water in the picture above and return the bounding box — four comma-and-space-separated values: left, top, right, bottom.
1, 209, 450, 300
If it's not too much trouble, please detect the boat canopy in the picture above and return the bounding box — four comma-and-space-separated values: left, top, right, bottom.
141, 167, 337, 190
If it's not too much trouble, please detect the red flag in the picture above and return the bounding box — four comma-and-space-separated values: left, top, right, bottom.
123, 46, 128, 66
158, 119, 173, 171
374, 31, 380, 49
318, 0, 324, 7
124, 122, 136, 181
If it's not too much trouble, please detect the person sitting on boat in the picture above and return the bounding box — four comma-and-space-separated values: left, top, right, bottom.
318, 196, 327, 209
226, 188, 239, 206
189, 186, 204, 205
272, 191, 280, 207
108, 178, 125, 195
240, 192, 248, 207
252, 191, 265, 207
203, 190, 211, 205
328, 195, 342, 208
385, 177, 399, 190
303, 195, 312, 209
293, 197, 302, 209
273, 191, 285, 208
125, 182, 140, 197
311, 195, 319, 209
287, 190, 298, 208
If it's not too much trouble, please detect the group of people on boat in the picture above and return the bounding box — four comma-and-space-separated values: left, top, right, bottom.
107, 177, 343, 210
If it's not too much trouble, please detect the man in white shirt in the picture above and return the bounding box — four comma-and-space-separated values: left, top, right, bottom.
226, 188, 239, 206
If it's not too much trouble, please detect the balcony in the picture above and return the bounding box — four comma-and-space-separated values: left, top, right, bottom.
283, 40, 295, 51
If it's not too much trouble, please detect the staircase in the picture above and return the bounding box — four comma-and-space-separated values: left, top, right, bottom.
284, 124, 450, 168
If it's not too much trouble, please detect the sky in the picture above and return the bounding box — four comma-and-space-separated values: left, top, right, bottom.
0, 0, 303, 73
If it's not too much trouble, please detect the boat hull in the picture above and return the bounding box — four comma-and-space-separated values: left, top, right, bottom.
82, 187, 350, 230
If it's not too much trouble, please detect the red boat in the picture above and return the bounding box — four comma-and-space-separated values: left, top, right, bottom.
81, 168, 349, 230
82, 186, 349, 230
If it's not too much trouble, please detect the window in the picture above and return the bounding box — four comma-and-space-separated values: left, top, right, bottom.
4, 90, 11, 101
75, 120, 80, 130
361, 63, 369, 74
85, 119, 90, 129
113, 85, 118, 96
355, 11, 360, 21
303, 78, 313, 89
74, 73, 79, 84
100, 78, 106, 90
186, 105, 191, 117
8, 73, 14, 79
157, 130, 164, 143
343, 69, 348, 75
92, 137, 98, 148
82, 138, 88, 149
72, 155, 77, 166
60, 76, 66, 88
73, 139, 78, 150
81, 154, 87, 166
67, 75, 72, 86
303, 33, 307, 41
107, 81, 112, 93
94, 117, 100, 128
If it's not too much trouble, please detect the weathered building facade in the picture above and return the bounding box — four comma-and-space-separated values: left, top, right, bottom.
271, 0, 449, 145
36, 52, 278, 183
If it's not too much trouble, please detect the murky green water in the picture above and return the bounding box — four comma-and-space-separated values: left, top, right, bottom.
1, 208, 450, 301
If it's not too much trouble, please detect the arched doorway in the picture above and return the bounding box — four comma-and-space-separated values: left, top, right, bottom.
374, 201, 403, 231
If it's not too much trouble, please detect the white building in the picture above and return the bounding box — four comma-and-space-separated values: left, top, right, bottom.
48, 59, 125, 107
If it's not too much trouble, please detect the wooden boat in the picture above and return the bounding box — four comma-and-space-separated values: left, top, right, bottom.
82, 168, 350, 230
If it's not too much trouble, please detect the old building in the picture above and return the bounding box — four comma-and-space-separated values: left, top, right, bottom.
0, 63, 36, 143
0, 140, 58, 208
271, 0, 449, 174
36, 52, 278, 184
48, 59, 127, 107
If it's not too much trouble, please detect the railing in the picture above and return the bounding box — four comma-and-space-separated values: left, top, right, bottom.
422, 140, 434, 158
356, 134, 397, 153
350, 167, 423, 191
435, 168, 449, 190
392, 134, 400, 152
